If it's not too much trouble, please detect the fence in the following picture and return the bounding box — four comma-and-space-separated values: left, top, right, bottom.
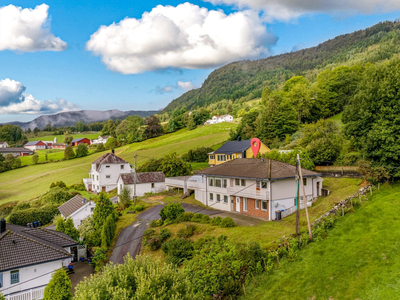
5, 286, 45, 300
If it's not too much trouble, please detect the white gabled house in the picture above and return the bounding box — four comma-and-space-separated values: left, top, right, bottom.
0, 219, 78, 299
205, 114, 233, 125
91, 135, 111, 145
24, 141, 46, 151
58, 195, 96, 229
83, 151, 132, 193
165, 158, 323, 220
117, 172, 166, 199
0, 142, 8, 148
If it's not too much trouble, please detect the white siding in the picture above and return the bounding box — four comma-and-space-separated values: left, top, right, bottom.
68, 202, 96, 229
88, 162, 131, 193
117, 179, 166, 198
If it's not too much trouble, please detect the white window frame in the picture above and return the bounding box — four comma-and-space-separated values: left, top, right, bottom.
243, 198, 247, 211
261, 181, 268, 189
261, 201, 268, 211
209, 193, 214, 201
217, 194, 221, 202
303, 178, 308, 186
215, 179, 222, 187
235, 178, 240, 186
223, 179, 227, 188
256, 181, 260, 188
91, 207, 94, 212
210, 155, 215, 160
223, 195, 228, 204
217, 155, 226, 162
209, 178, 214, 186
255, 200, 259, 209
10, 270, 19, 284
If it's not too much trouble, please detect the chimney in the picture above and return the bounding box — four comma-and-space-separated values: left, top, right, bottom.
238, 136, 241, 141
112, 149, 115, 154
0, 218, 6, 234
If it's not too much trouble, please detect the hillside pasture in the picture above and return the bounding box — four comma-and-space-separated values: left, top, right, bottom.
27, 132, 100, 142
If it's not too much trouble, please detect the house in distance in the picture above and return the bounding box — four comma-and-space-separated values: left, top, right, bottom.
58, 195, 96, 228
71, 137, 91, 147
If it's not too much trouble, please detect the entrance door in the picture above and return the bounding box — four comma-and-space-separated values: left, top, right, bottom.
236, 197, 241, 212
317, 182, 320, 197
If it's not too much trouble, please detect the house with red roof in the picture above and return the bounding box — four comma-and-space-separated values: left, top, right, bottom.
24, 141, 46, 151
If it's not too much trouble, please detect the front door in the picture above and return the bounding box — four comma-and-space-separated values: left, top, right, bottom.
236, 197, 241, 212
317, 182, 320, 197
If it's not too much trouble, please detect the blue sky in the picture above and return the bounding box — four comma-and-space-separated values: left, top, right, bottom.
1, 0, 400, 123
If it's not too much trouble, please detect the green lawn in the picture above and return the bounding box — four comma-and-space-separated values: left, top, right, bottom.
243, 182, 400, 300
19, 149, 96, 166
27, 132, 101, 142
0, 123, 236, 205
191, 162, 209, 170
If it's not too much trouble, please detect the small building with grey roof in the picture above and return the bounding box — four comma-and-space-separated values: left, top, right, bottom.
58, 194, 96, 228
117, 171, 166, 199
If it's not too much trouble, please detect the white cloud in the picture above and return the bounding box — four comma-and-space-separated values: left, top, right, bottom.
204, 0, 400, 21
154, 85, 174, 94
0, 79, 78, 114
0, 4, 67, 52
177, 80, 197, 91
86, 2, 277, 74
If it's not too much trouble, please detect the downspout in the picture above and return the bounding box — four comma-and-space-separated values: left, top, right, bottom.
268, 159, 273, 220
205, 175, 208, 207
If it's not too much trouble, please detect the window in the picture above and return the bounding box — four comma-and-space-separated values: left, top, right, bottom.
224, 195, 228, 203
209, 193, 214, 201
106, 165, 110, 168
241, 179, 246, 186
215, 179, 222, 187
261, 201, 268, 211
255, 200, 259, 209
121, 165, 124, 169
223, 179, 227, 188
261, 181, 268, 189
80, 220, 83, 225
235, 178, 240, 186
0, 273, 3, 288
209, 178, 214, 186
217, 155, 226, 162
10, 270, 19, 284
217, 194, 221, 202
120, 184, 122, 190
91, 207, 94, 212
243, 198, 247, 211
106, 175, 111, 179
96, 175, 99, 181
151, 183, 155, 188
237, 154, 242, 158
303, 178, 308, 186
210, 155, 215, 160
256, 181, 260, 188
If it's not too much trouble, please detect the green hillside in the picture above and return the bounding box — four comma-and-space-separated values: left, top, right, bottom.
164, 21, 400, 111
0, 122, 235, 205
244, 183, 400, 300
27, 132, 100, 142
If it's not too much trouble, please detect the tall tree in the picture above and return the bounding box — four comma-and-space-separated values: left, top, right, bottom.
93, 192, 114, 229
76, 121, 84, 132
144, 115, 163, 138
64, 146, 75, 160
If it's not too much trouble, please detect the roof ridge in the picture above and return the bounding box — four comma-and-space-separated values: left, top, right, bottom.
39, 227, 76, 242
58, 194, 85, 208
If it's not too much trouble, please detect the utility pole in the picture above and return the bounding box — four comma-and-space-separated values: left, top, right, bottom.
295, 159, 300, 235
134, 153, 137, 206
297, 154, 313, 241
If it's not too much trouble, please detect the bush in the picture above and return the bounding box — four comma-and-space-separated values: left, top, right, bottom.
42, 187, 73, 205
134, 204, 144, 212
210, 216, 223, 226
95, 143, 105, 152
0, 201, 18, 218
159, 202, 185, 221
150, 218, 163, 228
32, 154, 39, 165
191, 213, 204, 223
43, 268, 72, 300
201, 214, 210, 223
221, 217, 236, 228
68, 183, 85, 191
177, 212, 194, 222
143, 228, 171, 251
50, 181, 67, 189
177, 224, 197, 238
162, 238, 194, 265
12, 202, 31, 212
75, 143, 89, 158
9, 205, 59, 226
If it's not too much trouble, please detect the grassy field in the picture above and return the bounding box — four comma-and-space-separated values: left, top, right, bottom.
0, 123, 236, 205
27, 132, 100, 142
19, 149, 96, 166
242, 182, 400, 300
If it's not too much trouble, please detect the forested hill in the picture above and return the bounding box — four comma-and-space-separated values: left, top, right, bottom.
164, 20, 400, 112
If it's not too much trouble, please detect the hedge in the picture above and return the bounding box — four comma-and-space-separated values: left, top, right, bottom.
9, 205, 59, 226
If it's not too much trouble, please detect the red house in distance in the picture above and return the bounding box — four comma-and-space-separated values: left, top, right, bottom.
71, 138, 91, 147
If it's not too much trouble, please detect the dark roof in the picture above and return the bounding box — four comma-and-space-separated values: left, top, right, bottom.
0, 224, 77, 272
93, 152, 129, 171
58, 194, 92, 217
119, 172, 165, 184
0, 141, 7, 144
0, 147, 33, 153
198, 158, 320, 180
25, 141, 43, 146
71, 138, 87, 143
213, 140, 253, 155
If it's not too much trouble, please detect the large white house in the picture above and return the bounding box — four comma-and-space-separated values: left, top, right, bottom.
24, 141, 46, 151
58, 195, 96, 228
91, 135, 111, 145
83, 151, 132, 193
0, 142, 8, 148
117, 171, 166, 198
165, 158, 323, 221
0, 219, 78, 299
205, 114, 233, 125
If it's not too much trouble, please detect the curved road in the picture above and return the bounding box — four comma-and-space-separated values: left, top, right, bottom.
109, 203, 221, 264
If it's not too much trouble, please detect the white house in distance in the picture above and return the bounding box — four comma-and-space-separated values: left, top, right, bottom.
91, 135, 111, 145
58, 195, 96, 228
24, 141, 46, 151
0, 218, 78, 299
205, 114, 233, 125
83, 151, 132, 193
0, 142, 8, 148
165, 158, 323, 221
117, 172, 166, 198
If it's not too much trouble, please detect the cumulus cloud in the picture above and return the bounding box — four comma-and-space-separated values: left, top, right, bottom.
0, 4, 67, 52
177, 80, 197, 91
0, 79, 78, 114
154, 85, 174, 94
86, 2, 277, 74
204, 0, 400, 21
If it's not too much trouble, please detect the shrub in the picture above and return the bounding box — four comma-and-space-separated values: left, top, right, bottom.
67, 183, 85, 191
43, 268, 72, 300
201, 214, 210, 223
162, 238, 194, 265
134, 204, 144, 212
42, 187, 73, 205
32, 154, 39, 165
150, 218, 163, 228
12, 202, 31, 212
91, 247, 107, 273
75, 143, 89, 158
159, 202, 185, 221
177, 212, 194, 222
0, 201, 18, 218
210, 216, 223, 226
221, 217, 235, 228
143, 228, 171, 251
191, 213, 204, 223
177, 224, 197, 238
95, 143, 105, 152
9, 205, 59, 226
50, 181, 67, 189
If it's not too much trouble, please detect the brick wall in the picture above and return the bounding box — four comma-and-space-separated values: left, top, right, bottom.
233, 197, 269, 220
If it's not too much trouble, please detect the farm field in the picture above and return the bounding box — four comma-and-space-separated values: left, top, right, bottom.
27, 132, 100, 142
243, 182, 400, 300
0, 123, 236, 205
19, 149, 96, 166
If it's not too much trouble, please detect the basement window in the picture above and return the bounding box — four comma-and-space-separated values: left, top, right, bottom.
106, 165, 110, 168
255, 200, 260, 209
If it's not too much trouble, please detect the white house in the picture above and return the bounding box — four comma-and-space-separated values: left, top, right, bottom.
0, 219, 78, 299
58, 195, 96, 228
91, 135, 111, 145
0, 142, 8, 148
165, 158, 323, 221
83, 151, 132, 193
205, 114, 233, 125
24, 141, 46, 151
117, 172, 166, 198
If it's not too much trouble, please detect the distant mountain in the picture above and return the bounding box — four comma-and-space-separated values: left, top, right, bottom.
5, 109, 158, 130
164, 21, 400, 112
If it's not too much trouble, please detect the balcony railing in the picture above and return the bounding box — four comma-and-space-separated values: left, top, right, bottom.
227, 187, 269, 200
5, 286, 45, 300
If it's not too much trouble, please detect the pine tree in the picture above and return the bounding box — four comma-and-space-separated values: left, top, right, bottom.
43, 268, 72, 300
64, 218, 79, 240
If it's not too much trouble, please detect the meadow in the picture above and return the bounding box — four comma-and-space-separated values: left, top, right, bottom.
19, 149, 96, 166
0, 123, 236, 205
27, 132, 100, 142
